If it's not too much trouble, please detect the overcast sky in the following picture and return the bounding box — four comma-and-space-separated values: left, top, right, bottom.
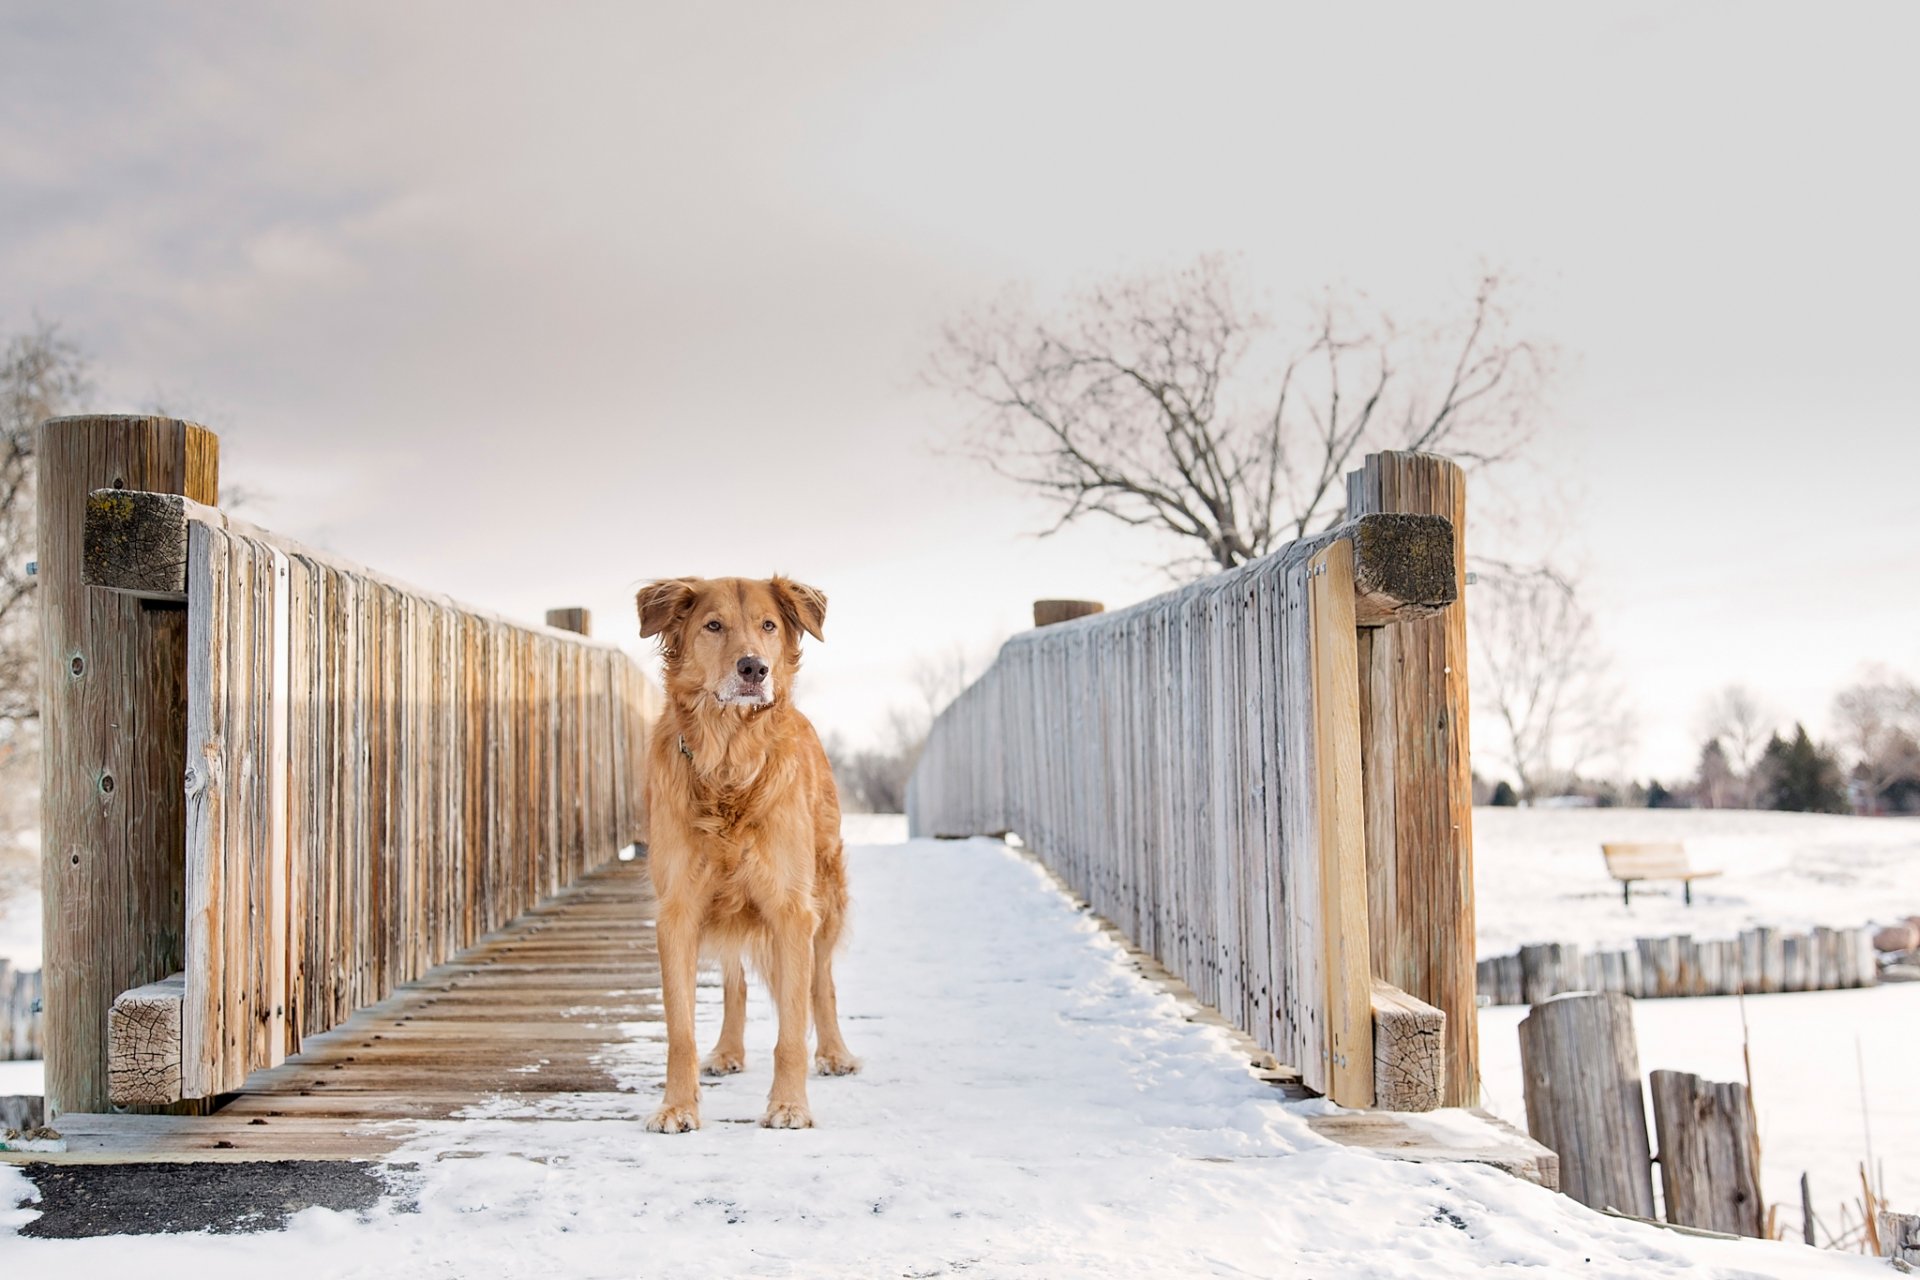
5, 2, 1917, 781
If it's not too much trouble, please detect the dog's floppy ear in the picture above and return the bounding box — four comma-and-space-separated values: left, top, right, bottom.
637, 577, 700, 640
770, 576, 827, 642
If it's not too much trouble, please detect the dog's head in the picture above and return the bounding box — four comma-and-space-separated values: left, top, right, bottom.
636, 576, 826, 711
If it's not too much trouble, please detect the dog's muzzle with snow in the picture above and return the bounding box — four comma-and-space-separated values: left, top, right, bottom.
716, 653, 773, 707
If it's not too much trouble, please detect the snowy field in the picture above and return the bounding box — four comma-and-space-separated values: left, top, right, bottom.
1, 837, 1874, 1276
4, 808, 1909, 975
1481, 984, 1918, 1246
0, 1061, 39, 1097
0, 883, 34, 972
1472, 808, 1920, 958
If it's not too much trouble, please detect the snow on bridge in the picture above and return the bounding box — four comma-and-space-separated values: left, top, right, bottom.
2, 835, 1877, 1277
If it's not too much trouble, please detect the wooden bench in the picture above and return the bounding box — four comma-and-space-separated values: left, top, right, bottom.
1601, 842, 1722, 906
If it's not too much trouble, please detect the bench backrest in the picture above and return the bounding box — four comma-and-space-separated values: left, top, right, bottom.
1602, 842, 1691, 879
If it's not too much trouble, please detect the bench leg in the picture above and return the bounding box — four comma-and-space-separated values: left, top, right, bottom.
1684, 881, 1692, 906
1623, 881, 1632, 907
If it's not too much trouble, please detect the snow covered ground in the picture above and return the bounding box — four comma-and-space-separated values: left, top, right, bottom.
4, 807, 1908, 975
0, 1061, 39, 1097
1, 836, 1876, 1275
1481, 984, 1918, 1247
1472, 808, 1920, 958
0, 884, 35, 973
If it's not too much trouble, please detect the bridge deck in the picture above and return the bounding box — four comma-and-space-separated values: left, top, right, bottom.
9, 844, 1548, 1184
17, 858, 663, 1163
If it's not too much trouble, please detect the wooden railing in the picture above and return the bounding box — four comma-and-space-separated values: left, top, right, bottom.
908, 451, 1477, 1111
38, 416, 661, 1113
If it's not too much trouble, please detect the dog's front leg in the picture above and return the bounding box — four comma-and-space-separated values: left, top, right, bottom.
645, 906, 702, 1133
761, 904, 817, 1129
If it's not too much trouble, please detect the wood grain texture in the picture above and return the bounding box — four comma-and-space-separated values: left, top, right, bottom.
907, 490, 1453, 1107
1648, 1069, 1764, 1237
172, 501, 663, 1098
1031, 599, 1105, 627
1881, 1211, 1920, 1264
1371, 979, 1444, 1112
1310, 538, 1373, 1106
82, 489, 194, 599
107, 974, 185, 1106
37, 415, 218, 1118
52, 426, 661, 1105
13, 861, 664, 1163
1518, 992, 1654, 1216
544, 607, 591, 636
1346, 512, 1458, 626
1475, 925, 1880, 1004
1347, 451, 1480, 1108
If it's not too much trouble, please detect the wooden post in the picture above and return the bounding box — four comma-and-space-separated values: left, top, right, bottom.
37, 415, 218, 1117
545, 607, 591, 636
1347, 451, 1479, 1107
1881, 1211, 1920, 1265
1518, 992, 1655, 1216
1647, 1070, 1765, 1237
1032, 599, 1103, 628
1800, 1172, 1815, 1246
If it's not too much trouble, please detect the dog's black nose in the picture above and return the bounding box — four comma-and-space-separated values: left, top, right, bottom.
737, 655, 769, 683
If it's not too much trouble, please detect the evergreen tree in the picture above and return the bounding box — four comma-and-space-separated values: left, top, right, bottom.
1489, 780, 1518, 807
1758, 725, 1849, 813
1694, 738, 1735, 808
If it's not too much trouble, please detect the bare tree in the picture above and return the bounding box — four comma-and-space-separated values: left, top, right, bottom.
930, 258, 1548, 576
1697, 684, 1776, 807
830, 640, 1002, 813
0, 320, 90, 735
1831, 668, 1920, 810
1469, 567, 1634, 803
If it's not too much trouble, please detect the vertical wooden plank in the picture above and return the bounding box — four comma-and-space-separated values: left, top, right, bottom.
220, 530, 254, 1092
182, 521, 226, 1099
1280, 553, 1323, 1092
1310, 539, 1374, 1108
264, 545, 291, 1069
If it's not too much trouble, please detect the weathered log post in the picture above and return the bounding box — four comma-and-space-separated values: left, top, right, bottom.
1347, 451, 1479, 1106
37, 415, 218, 1116
1881, 1211, 1920, 1265
0, 960, 45, 1060
1518, 992, 1655, 1215
1647, 1070, 1765, 1237
1032, 599, 1103, 628
544, 607, 591, 636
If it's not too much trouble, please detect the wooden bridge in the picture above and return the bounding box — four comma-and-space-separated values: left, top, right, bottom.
9, 416, 1544, 1183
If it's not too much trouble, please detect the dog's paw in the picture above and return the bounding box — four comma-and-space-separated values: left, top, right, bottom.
814, 1048, 862, 1076
701, 1049, 747, 1076
643, 1103, 701, 1134
759, 1100, 814, 1130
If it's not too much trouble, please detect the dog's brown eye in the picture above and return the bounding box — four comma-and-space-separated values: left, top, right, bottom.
762, 619, 777, 632
704, 619, 722, 633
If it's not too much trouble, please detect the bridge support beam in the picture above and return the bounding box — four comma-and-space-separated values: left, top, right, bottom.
37, 416, 219, 1117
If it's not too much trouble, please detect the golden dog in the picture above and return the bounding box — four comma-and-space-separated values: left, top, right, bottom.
635, 575, 858, 1132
